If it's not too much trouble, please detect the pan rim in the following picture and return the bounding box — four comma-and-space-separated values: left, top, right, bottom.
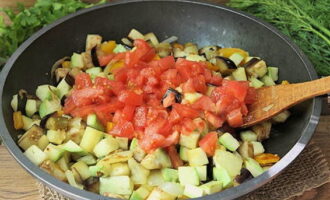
0, 0, 322, 199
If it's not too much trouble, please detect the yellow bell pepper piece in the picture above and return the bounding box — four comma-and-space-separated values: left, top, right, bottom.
109, 61, 124, 73
218, 48, 249, 59
205, 62, 219, 71
101, 41, 117, 54
62, 61, 71, 68
281, 80, 290, 85
153, 55, 160, 60
106, 122, 115, 132
13, 111, 24, 130
254, 153, 280, 166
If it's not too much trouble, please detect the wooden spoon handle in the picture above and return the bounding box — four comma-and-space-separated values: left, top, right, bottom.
242, 76, 330, 127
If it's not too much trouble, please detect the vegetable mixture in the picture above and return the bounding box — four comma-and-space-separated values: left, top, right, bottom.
12, 29, 290, 199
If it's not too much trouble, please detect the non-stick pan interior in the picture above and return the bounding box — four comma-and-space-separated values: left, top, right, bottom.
0, 1, 320, 199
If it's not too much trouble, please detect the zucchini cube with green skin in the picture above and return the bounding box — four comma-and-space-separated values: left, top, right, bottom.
130, 138, 139, 151
44, 143, 65, 162
183, 184, 204, 198
240, 130, 258, 142
249, 77, 264, 89
232, 67, 247, 81
80, 127, 104, 153
261, 75, 275, 86
178, 167, 199, 186
86, 114, 105, 132
116, 137, 129, 150
161, 168, 178, 182
37, 135, 49, 151
179, 146, 190, 161
187, 148, 209, 166
160, 182, 184, 197
141, 148, 171, 170
130, 185, 151, 200
89, 165, 103, 177
267, 67, 279, 81
77, 154, 97, 165
147, 188, 176, 200
65, 170, 84, 189
71, 161, 91, 181
245, 158, 264, 177
179, 132, 200, 149
213, 149, 243, 177
133, 144, 147, 162
25, 99, 38, 117
86, 67, 102, 79
36, 85, 59, 101
110, 162, 130, 176
251, 141, 265, 156
96, 151, 133, 176
195, 166, 207, 181
200, 181, 222, 194
213, 167, 233, 188
93, 137, 119, 158
47, 129, 66, 145
57, 155, 70, 172
219, 132, 240, 151
147, 170, 165, 186
57, 79, 71, 99
61, 140, 85, 153
39, 99, 62, 118
24, 145, 47, 166
128, 158, 150, 185
71, 53, 84, 68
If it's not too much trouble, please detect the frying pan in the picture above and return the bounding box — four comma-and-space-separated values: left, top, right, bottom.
0, 0, 322, 199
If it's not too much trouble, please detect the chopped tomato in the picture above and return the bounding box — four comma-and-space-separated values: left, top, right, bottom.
199, 132, 218, 156
121, 105, 136, 121
205, 111, 224, 128
75, 73, 92, 90
172, 103, 200, 119
98, 54, 115, 66
222, 80, 249, 102
192, 75, 207, 93
215, 94, 240, 115
133, 106, 147, 129
166, 145, 183, 169
181, 118, 197, 135
168, 108, 181, 124
125, 39, 154, 68
71, 87, 104, 106
70, 105, 95, 118
139, 133, 165, 153
226, 108, 243, 127
118, 90, 144, 106
109, 120, 135, 138
192, 96, 216, 113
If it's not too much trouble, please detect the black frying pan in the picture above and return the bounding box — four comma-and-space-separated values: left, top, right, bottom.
0, 0, 322, 199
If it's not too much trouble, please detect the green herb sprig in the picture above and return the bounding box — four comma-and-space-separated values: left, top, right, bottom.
228, 0, 330, 76
0, 0, 105, 68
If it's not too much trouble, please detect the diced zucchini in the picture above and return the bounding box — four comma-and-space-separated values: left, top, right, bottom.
18, 125, 44, 151
61, 140, 85, 153
22, 115, 40, 131
141, 148, 171, 170
47, 129, 66, 145
130, 138, 139, 151
39, 99, 62, 118
25, 99, 38, 117
93, 137, 119, 158
183, 92, 203, 104
161, 168, 178, 182
185, 54, 206, 62
213, 150, 243, 177
147, 187, 176, 200
261, 75, 275, 86
128, 158, 150, 185
98, 150, 133, 165
184, 43, 198, 55
133, 144, 147, 162
238, 141, 254, 159
219, 132, 240, 151
86, 67, 102, 79
240, 130, 258, 142
36, 85, 59, 101
110, 162, 130, 176
187, 148, 209, 166
113, 44, 127, 53
89, 165, 103, 177
183, 184, 204, 198
249, 77, 264, 88
71, 53, 84, 68
195, 166, 207, 181
57, 153, 70, 171
57, 79, 71, 99
229, 52, 244, 66
46, 117, 69, 130
267, 67, 279, 81
251, 141, 265, 156
148, 170, 165, 186
144, 32, 159, 46
128, 29, 145, 40
116, 137, 129, 150
178, 167, 199, 186
24, 145, 47, 166
213, 166, 232, 188
244, 158, 264, 177
65, 170, 84, 189
44, 143, 65, 162
200, 181, 222, 195
77, 154, 97, 165
232, 67, 247, 81
37, 135, 49, 151
80, 127, 104, 153
130, 185, 151, 200
71, 161, 91, 180
11, 94, 18, 111
179, 132, 200, 149
245, 59, 267, 78
160, 182, 184, 197
179, 146, 190, 161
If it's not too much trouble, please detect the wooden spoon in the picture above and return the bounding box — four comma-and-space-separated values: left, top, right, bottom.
241, 76, 330, 127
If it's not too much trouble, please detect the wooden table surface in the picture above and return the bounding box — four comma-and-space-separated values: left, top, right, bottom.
1, 0, 330, 200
